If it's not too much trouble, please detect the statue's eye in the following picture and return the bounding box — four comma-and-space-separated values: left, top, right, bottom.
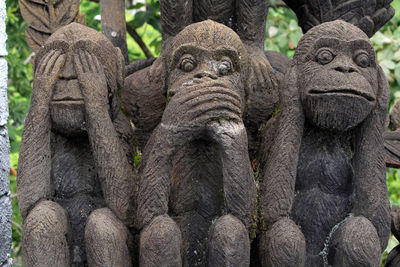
316, 48, 335, 65
218, 57, 233, 76
179, 54, 196, 72
355, 52, 370, 68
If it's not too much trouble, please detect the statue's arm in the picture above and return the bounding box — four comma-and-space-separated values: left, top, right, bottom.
352, 66, 391, 251
85, 107, 136, 226
236, 0, 269, 49
159, 0, 192, 47
17, 50, 66, 220
74, 51, 136, 226
209, 121, 256, 228
260, 66, 304, 227
136, 124, 175, 229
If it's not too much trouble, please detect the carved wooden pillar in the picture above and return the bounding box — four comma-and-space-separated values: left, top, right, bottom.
0, 0, 11, 266
100, 0, 129, 64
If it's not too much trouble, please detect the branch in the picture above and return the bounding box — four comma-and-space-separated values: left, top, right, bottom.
126, 23, 154, 59
89, 0, 153, 58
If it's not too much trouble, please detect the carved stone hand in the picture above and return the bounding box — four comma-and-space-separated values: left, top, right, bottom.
34, 49, 66, 101
73, 50, 108, 111
248, 48, 275, 90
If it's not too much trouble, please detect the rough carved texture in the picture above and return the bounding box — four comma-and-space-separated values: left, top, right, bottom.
17, 23, 135, 267
0, 0, 11, 264
384, 100, 400, 168
19, 0, 85, 53
283, 0, 395, 37
385, 205, 400, 267
159, 0, 277, 111
259, 20, 390, 267
123, 41, 286, 161
136, 20, 256, 267
159, 0, 268, 49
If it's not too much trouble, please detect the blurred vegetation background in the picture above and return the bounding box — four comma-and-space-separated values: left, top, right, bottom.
5, 0, 400, 265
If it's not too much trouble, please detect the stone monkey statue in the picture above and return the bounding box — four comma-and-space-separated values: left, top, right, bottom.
17, 23, 136, 267
259, 20, 391, 267
123, 0, 284, 160
137, 20, 256, 267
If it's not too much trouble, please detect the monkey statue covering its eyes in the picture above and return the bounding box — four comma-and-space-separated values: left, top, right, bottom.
17, 23, 136, 267
259, 20, 391, 267
136, 20, 256, 267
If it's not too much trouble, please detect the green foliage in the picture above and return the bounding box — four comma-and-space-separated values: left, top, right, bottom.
126, 0, 162, 59
6, 0, 400, 265
6, 0, 31, 264
265, 2, 302, 58
371, 2, 400, 109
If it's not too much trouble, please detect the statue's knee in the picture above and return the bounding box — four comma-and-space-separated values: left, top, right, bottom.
260, 218, 306, 267
330, 216, 380, 267
23, 200, 68, 239
141, 215, 181, 246
208, 215, 250, 267
85, 208, 132, 267
140, 215, 182, 267
23, 201, 70, 267
209, 214, 249, 248
85, 208, 129, 243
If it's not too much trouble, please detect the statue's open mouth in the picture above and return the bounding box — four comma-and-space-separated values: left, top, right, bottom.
309, 88, 375, 102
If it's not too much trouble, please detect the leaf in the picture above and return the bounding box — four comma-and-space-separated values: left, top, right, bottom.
19, 0, 80, 33
128, 3, 145, 10
381, 59, 396, 70
19, 0, 83, 52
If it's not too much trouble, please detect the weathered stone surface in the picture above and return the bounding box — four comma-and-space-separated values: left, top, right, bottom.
0, 195, 11, 267
18, 0, 84, 53
0, 59, 8, 127
18, 23, 136, 266
136, 21, 256, 266
0, 127, 9, 197
0, 1, 10, 266
0, 0, 6, 57
259, 20, 391, 267
283, 0, 394, 37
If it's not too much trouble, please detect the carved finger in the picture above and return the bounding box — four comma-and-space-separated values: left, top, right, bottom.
44, 50, 61, 75
79, 50, 90, 72
92, 55, 102, 74
52, 54, 67, 77
73, 54, 84, 74
38, 50, 56, 75
253, 63, 265, 85
261, 64, 274, 89
184, 93, 242, 111
187, 102, 242, 122
174, 90, 241, 109
192, 109, 242, 126
85, 51, 94, 72
174, 87, 241, 106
